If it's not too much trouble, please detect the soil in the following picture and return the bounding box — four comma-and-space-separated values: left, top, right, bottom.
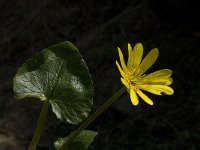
0, 0, 199, 149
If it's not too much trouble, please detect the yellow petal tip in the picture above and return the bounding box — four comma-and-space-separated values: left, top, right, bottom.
149, 101, 153, 105
130, 88, 139, 106
135, 43, 143, 49
136, 42, 142, 45
117, 47, 121, 52
153, 48, 159, 55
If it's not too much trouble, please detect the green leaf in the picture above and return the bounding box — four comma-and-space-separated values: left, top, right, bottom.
13, 41, 94, 124
54, 130, 97, 150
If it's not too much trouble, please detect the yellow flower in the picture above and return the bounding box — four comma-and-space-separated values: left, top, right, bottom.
116, 43, 174, 106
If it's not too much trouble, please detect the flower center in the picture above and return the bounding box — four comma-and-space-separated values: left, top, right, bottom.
131, 77, 138, 85
126, 75, 138, 86
125, 70, 140, 87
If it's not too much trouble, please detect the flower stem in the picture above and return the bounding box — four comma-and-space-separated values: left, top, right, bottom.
60, 87, 126, 149
28, 100, 50, 150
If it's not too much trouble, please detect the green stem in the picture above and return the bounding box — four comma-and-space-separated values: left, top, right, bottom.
60, 87, 126, 150
28, 101, 50, 150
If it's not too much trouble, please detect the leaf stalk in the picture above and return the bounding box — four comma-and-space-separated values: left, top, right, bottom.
60, 87, 126, 149
28, 100, 50, 150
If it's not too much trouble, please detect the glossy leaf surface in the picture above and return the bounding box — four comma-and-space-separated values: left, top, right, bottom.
13, 41, 94, 124
55, 130, 97, 150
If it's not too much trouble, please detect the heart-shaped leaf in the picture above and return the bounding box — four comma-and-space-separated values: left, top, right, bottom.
54, 130, 97, 150
13, 41, 94, 124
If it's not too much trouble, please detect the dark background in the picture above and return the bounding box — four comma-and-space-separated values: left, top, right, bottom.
0, 0, 199, 149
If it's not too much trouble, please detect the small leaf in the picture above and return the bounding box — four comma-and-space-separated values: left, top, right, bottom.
54, 130, 97, 150
13, 41, 94, 124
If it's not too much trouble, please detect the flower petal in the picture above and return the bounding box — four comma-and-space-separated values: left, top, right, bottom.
140, 77, 173, 85
127, 43, 133, 69
132, 43, 143, 69
142, 69, 172, 79
118, 47, 127, 71
121, 78, 130, 89
137, 48, 159, 76
138, 84, 174, 95
136, 89, 153, 105
116, 60, 125, 77
130, 88, 139, 105
138, 69, 173, 85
